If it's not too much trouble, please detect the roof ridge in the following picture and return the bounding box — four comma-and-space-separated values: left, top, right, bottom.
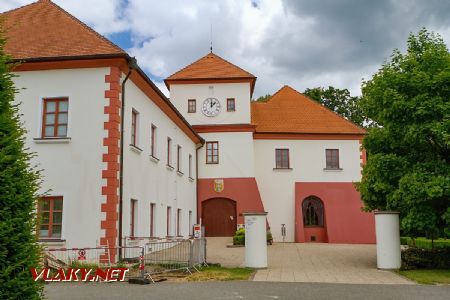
46, 0, 125, 54
284, 85, 365, 133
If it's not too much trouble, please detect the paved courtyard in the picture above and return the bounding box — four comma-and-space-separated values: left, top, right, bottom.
206, 237, 413, 284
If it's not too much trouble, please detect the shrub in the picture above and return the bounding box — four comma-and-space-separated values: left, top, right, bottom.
232, 228, 273, 245
401, 247, 450, 270
233, 235, 245, 246
400, 237, 450, 249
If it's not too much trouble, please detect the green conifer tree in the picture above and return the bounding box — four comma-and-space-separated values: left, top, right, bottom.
0, 29, 43, 299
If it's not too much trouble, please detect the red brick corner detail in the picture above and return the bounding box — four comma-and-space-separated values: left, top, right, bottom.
100, 67, 121, 261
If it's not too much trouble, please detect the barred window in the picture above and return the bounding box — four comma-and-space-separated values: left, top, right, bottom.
326, 149, 340, 169
302, 196, 324, 227
275, 149, 290, 169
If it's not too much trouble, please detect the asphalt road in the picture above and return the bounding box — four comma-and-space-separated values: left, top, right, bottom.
44, 281, 450, 300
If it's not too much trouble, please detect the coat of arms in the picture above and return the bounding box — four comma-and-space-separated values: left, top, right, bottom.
213, 179, 224, 193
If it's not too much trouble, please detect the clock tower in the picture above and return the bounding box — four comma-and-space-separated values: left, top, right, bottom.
165, 52, 266, 236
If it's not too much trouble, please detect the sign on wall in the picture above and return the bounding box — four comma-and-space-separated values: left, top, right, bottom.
214, 179, 224, 193
193, 224, 202, 239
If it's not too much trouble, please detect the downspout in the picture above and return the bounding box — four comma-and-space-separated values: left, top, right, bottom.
118, 57, 137, 259
195, 142, 204, 225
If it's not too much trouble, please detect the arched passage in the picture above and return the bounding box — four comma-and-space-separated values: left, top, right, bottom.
302, 196, 328, 242
202, 198, 237, 236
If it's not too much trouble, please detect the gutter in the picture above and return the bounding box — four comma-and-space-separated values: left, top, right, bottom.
118, 57, 137, 259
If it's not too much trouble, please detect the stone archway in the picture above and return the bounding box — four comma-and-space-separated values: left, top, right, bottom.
202, 198, 237, 237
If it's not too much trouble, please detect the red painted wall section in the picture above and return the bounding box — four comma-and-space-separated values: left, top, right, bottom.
295, 182, 375, 244
100, 67, 121, 261
198, 178, 266, 225
303, 227, 328, 243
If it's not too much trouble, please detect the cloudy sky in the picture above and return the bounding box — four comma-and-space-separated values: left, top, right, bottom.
1, 0, 450, 98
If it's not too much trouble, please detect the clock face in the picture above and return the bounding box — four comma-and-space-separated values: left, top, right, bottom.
202, 97, 221, 117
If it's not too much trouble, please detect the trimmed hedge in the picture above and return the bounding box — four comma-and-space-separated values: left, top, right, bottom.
400, 237, 450, 249
401, 247, 450, 270
232, 228, 273, 245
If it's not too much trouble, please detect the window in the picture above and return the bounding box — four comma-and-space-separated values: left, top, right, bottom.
275, 149, 290, 169
150, 124, 157, 157
130, 199, 137, 237
302, 196, 324, 227
42, 98, 68, 138
325, 149, 340, 169
188, 99, 196, 113
38, 197, 63, 238
177, 145, 182, 172
167, 137, 172, 166
227, 98, 235, 112
177, 208, 182, 236
150, 203, 156, 237
188, 154, 193, 178
131, 109, 138, 146
166, 206, 172, 237
206, 141, 219, 164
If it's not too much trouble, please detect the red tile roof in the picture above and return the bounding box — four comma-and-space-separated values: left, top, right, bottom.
166, 52, 255, 81
1, 0, 125, 60
251, 85, 365, 135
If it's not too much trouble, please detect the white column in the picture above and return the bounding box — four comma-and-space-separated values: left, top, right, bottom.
375, 211, 401, 269
243, 212, 268, 268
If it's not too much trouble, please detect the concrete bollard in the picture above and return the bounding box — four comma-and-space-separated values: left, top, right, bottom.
243, 212, 268, 269
374, 211, 401, 269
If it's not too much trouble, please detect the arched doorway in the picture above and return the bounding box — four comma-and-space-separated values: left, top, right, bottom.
302, 196, 328, 242
202, 198, 237, 237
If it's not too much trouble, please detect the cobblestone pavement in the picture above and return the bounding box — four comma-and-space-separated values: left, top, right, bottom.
206, 237, 413, 284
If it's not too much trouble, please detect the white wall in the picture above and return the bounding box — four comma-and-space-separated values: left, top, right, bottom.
198, 132, 255, 178
122, 78, 198, 239
170, 83, 251, 125
254, 139, 362, 241
14, 68, 110, 248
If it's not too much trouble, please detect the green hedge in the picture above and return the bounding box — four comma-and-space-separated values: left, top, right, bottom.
401, 248, 450, 270
232, 229, 273, 246
400, 237, 450, 249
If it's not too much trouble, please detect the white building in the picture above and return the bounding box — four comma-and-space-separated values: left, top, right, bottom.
3, 0, 202, 261
3, 0, 375, 251
166, 54, 375, 243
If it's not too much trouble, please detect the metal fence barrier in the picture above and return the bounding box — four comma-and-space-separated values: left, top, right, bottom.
124, 237, 208, 282
43, 238, 207, 283
43, 246, 144, 269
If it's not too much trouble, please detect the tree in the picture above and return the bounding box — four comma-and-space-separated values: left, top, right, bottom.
304, 86, 368, 127
358, 29, 450, 239
0, 30, 43, 298
254, 94, 271, 102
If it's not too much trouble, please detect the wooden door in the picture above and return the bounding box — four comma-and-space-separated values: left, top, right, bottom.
202, 198, 236, 237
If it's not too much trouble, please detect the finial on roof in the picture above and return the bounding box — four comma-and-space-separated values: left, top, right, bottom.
210, 23, 213, 53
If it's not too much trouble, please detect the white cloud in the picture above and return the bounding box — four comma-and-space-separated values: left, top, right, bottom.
2, 0, 450, 98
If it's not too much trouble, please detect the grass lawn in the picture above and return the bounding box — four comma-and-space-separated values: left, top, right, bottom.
187, 266, 256, 281
398, 269, 450, 285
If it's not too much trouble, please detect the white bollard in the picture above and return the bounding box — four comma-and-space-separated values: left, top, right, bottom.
374, 211, 401, 269
243, 212, 268, 269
